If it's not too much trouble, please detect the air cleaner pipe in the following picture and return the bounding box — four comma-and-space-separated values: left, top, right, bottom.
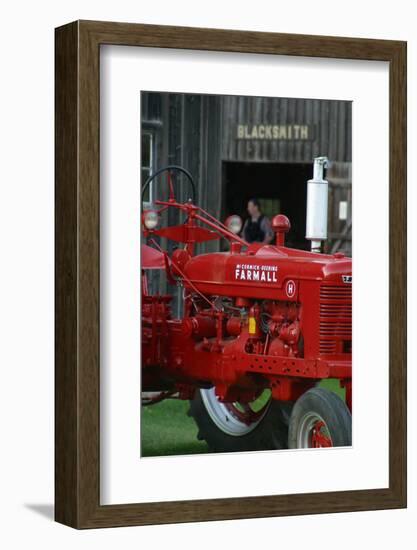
305, 156, 329, 253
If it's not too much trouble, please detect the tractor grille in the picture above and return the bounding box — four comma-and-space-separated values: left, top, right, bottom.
319, 284, 352, 355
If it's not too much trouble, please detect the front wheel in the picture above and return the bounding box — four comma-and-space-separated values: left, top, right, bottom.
288, 387, 352, 448
189, 388, 291, 453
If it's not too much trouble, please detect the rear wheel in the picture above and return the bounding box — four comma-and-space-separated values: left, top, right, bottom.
288, 387, 351, 448
189, 388, 291, 452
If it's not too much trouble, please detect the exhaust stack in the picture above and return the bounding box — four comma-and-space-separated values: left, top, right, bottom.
306, 156, 329, 253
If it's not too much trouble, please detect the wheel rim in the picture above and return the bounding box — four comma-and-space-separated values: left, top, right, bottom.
297, 412, 333, 448
200, 388, 271, 437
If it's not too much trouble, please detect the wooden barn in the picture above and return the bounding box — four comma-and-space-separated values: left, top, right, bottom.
141, 92, 352, 255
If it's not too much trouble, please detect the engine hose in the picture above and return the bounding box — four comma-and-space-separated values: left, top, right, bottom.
260, 313, 272, 334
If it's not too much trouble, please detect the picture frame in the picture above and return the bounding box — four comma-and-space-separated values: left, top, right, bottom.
55, 20, 407, 528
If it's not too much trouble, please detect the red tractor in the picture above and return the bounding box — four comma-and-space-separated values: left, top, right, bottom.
142, 160, 352, 451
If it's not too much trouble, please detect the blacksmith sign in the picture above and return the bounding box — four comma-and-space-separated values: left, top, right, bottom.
237, 124, 314, 140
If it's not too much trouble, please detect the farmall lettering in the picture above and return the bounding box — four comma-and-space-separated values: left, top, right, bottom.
141, 162, 352, 452
235, 263, 278, 283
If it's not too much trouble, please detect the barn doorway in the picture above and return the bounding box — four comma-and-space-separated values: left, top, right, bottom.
223, 161, 312, 250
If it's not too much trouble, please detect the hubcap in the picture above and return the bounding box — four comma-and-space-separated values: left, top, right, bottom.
297, 412, 333, 448
200, 388, 271, 437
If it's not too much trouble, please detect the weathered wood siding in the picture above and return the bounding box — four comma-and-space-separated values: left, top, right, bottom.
221, 95, 352, 163
327, 162, 352, 255
141, 92, 222, 226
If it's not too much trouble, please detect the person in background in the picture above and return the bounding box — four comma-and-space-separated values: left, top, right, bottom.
242, 198, 274, 244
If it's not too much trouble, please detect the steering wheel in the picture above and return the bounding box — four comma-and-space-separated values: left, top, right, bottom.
141, 165, 196, 205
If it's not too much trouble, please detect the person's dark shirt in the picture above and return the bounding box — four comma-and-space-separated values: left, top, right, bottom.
242, 215, 274, 243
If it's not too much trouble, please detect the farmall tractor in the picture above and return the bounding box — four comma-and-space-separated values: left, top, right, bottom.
141, 157, 352, 451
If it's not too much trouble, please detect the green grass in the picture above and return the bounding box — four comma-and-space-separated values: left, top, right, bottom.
141, 380, 346, 457
319, 378, 345, 399
141, 399, 209, 457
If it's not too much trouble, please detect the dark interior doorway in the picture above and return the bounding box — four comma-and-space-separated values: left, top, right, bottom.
223, 161, 311, 250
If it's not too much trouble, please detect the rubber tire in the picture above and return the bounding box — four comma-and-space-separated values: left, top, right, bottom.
189, 390, 291, 453
288, 387, 352, 448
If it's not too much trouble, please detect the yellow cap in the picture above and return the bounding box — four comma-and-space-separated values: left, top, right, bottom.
248, 317, 256, 335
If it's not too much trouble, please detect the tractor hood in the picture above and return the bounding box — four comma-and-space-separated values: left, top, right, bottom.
181, 243, 352, 301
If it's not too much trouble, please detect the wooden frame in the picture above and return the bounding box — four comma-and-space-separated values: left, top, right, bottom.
55, 20, 407, 529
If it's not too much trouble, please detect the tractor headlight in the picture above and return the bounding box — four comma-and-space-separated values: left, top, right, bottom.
225, 215, 243, 235
143, 209, 159, 230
